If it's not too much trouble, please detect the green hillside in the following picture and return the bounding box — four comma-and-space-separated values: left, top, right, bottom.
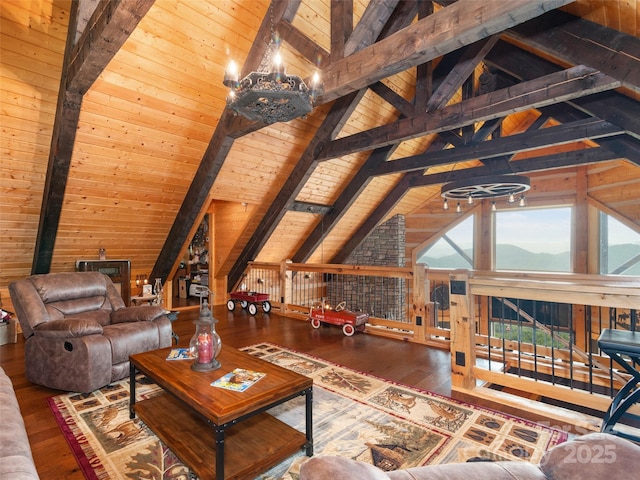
419, 243, 640, 275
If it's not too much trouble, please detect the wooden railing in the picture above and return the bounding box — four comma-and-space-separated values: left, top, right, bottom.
449, 270, 640, 431
239, 262, 640, 430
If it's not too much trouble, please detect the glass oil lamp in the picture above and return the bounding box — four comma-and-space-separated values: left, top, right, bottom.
189, 297, 221, 371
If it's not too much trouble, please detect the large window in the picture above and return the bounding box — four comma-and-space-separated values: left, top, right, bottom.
417, 216, 474, 268
495, 207, 571, 272
600, 213, 640, 275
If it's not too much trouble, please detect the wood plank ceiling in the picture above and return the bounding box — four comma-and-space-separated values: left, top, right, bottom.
1, 0, 639, 293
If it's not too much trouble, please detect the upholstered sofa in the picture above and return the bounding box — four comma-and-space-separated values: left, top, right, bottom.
300, 432, 640, 480
9, 271, 172, 393
0, 367, 39, 479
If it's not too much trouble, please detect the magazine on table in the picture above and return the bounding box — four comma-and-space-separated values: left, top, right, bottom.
211, 368, 266, 392
166, 348, 194, 360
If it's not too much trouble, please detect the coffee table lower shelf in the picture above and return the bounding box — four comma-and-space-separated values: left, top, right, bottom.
134, 393, 307, 480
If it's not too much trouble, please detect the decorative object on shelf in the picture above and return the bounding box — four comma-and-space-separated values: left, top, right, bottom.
441, 174, 530, 212
153, 278, 164, 306
99, 248, 106, 260
135, 274, 147, 296
222, 5, 322, 124
189, 293, 221, 371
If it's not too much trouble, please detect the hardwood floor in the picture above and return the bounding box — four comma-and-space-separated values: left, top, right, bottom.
0, 305, 568, 479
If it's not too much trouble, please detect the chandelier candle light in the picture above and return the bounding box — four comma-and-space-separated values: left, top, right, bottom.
223, 33, 322, 124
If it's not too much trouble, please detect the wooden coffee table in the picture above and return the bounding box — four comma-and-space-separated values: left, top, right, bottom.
129, 346, 313, 479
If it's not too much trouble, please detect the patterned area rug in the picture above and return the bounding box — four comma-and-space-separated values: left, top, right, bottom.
48, 343, 568, 479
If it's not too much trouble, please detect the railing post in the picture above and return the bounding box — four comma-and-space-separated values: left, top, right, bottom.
449, 269, 477, 390
413, 264, 427, 342
281, 259, 292, 314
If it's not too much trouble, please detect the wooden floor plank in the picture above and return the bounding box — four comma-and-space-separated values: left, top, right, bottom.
0, 305, 571, 479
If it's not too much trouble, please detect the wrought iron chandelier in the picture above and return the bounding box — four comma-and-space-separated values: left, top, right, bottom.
222, 31, 321, 124
441, 174, 531, 212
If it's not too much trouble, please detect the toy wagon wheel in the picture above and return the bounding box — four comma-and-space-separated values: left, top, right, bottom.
342, 324, 355, 336
356, 323, 366, 332
262, 301, 271, 313
226, 299, 235, 311
240, 300, 248, 309
310, 317, 321, 329
248, 303, 258, 315
335, 301, 346, 311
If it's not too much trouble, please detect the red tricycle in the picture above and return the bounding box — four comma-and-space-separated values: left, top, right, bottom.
308, 301, 368, 336
227, 291, 271, 316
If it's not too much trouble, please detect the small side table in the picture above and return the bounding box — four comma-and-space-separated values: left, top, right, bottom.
597, 329, 640, 442
131, 294, 157, 306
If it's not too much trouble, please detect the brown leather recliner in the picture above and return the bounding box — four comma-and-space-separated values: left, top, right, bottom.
9, 271, 172, 393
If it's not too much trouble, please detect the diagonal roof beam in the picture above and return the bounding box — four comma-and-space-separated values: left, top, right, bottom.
411, 144, 628, 188
506, 10, 640, 94
302, 32, 503, 264
32, 0, 156, 274
150, 0, 295, 283
374, 118, 624, 176
230, 0, 418, 281
227, 90, 366, 288
318, 66, 620, 161
319, 0, 575, 103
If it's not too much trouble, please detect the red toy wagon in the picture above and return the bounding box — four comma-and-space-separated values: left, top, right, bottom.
227, 291, 271, 316
308, 301, 368, 336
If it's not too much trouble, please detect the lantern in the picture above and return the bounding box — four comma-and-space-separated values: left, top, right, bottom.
189, 298, 221, 371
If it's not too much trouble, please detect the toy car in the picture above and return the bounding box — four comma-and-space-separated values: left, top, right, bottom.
227, 291, 271, 316
308, 301, 368, 336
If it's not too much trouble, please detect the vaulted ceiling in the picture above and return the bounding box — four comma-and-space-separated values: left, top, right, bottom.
1, 0, 639, 292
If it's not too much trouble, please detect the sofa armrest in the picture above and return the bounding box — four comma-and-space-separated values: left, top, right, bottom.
33, 318, 103, 338
111, 305, 166, 324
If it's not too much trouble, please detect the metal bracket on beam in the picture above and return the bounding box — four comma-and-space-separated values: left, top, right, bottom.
289, 201, 333, 214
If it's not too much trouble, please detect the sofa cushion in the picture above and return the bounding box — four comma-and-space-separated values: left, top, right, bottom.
539, 432, 640, 480
33, 317, 103, 338
0, 368, 39, 479
299, 456, 390, 480
387, 461, 546, 480
111, 305, 165, 324
103, 322, 162, 365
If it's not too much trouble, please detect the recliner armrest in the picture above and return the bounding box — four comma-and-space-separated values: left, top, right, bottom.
33, 318, 103, 338
111, 305, 166, 324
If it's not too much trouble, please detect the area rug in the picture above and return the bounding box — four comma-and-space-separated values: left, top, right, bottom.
48, 343, 568, 479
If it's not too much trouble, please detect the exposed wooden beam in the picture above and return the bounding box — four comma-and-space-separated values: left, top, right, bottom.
368, 82, 415, 117
318, 66, 620, 160
227, 90, 366, 289
32, 0, 155, 274
318, 0, 575, 103
343, 0, 399, 56
67, 0, 156, 94
506, 10, 640, 94
151, 0, 297, 283
425, 35, 499, 112
330, 0, 352, 59
374, 118, 624, 176
298, 34, 512, 263
292, 145, 397, 264
485, 42, 640, 139
410, 144, 627, 188
231, 1, 420, 279
279, 20, 330, 68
